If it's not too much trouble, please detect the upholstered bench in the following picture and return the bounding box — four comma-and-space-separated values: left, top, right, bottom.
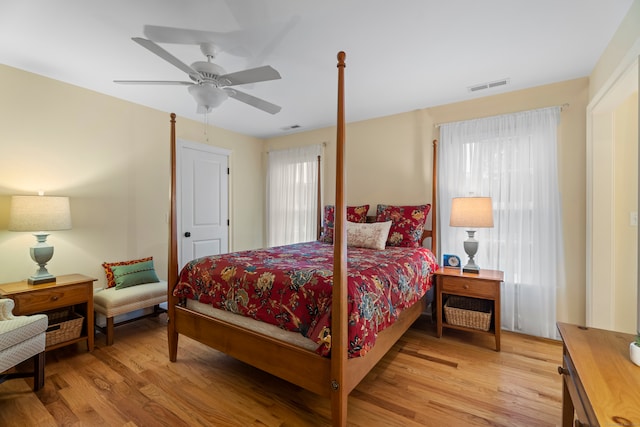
93, 280, 167, 345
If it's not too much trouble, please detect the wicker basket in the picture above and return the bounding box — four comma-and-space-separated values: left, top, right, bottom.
45, 309, 83, 347
444, 296, 492, 331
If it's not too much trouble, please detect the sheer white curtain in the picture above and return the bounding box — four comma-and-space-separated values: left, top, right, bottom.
267, 144, 322, 247
439, 107, 565, 339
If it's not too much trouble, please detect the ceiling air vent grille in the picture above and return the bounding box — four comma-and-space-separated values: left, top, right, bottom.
280, 124, 301, 131
468, 78, 510, 93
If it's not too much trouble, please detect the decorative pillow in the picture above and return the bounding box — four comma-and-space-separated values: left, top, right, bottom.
102, 257, 153, 288
111, 260, 160, 290
376, 204, 431, 248
346, 221, 392, 250
320, 204, 369, 244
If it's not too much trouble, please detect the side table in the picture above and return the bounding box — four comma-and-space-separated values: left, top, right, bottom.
434, 267, 504, 351
0, 274, 96, 351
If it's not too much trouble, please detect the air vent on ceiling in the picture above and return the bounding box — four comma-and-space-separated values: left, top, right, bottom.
468, 78, 510, 93
280, 124, 301, 131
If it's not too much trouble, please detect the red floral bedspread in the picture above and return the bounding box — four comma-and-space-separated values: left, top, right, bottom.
173, 241, 438, 358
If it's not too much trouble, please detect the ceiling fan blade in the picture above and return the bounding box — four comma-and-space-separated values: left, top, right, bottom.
219, 66, 281, 87
245, 15, 300, 70
132, 37, 199, 78
224, 88, 281, 114
222, 1, 298, 66
114, 80, 192, 85
143, 25, 250, 58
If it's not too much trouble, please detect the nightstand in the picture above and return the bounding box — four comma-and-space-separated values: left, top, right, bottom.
0, 274, 96, 351
434, 267, 504, 351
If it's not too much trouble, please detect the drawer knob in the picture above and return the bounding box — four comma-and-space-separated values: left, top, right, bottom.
51, 296, 59, 301
557, 366, 569, 375
463, 284, 469, 289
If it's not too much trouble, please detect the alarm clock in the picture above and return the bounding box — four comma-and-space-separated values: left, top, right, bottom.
443, 254, 461, 268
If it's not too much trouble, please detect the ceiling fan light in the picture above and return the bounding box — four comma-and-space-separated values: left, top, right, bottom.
188, 84, 228, 111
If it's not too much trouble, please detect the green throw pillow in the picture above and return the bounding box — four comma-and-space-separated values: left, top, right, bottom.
112, 260, 160, 289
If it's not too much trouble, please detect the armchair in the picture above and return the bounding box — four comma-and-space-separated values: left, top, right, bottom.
0, 298, 48, 391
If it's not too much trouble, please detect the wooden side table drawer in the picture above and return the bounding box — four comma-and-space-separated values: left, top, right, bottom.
11, 283, 90, 314
441, 277, 499, 299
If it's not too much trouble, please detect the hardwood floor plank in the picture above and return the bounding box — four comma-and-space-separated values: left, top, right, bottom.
0, 314, 562, 426
138, 381, 219, 427
44, 398, 80, 426
0, 379, 56, 427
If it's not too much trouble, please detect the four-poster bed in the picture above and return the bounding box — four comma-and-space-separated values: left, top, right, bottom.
166, 52, 439, 426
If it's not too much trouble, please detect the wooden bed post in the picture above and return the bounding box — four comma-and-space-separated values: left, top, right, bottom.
331, 51, 348, 427
431, 139, 438, 255
317, 155, 322, 240
168, 112, 179, 362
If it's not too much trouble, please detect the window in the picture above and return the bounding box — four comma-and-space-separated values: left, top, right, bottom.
439, 107, 564, 339
267, 144, 322, 247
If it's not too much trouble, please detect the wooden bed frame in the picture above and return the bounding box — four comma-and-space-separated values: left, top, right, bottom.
166, 51, 439, 426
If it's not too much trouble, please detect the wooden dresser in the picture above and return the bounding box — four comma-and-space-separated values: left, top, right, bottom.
557, 322, 640, 426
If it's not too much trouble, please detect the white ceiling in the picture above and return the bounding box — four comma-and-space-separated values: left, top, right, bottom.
0, 1, 634, 139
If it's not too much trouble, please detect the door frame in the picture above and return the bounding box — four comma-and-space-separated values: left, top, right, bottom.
586, 38, 640, 331
176, 139, 231, 267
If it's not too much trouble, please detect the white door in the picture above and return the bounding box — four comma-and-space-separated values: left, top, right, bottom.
177, 140, 230, 269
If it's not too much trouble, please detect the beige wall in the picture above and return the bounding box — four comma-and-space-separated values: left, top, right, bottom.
266, 109, 435, 215
267, 78, 588, 326
0, 65, 264, 287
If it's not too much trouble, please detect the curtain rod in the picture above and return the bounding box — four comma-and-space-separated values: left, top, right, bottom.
434, 103, 569, 128
266, 141, 326, 153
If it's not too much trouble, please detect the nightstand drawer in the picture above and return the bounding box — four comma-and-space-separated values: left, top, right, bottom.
11, 283, 90, 314
441, 277, 499, 299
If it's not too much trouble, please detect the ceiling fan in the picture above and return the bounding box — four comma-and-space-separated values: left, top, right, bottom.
114, 36, 282, 114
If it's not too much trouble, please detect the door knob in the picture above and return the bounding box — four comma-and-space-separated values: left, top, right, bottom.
184, 232, 191, 237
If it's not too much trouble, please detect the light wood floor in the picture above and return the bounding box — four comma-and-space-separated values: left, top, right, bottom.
0, 314, 563, 426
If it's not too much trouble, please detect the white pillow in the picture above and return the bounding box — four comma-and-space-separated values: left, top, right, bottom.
346, 221, 392, 250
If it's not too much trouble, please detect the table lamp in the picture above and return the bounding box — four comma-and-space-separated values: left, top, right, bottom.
449, 197, 494, 274
8, 195, 72, 284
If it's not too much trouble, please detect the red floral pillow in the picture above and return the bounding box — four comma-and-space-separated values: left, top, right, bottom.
375, 204, 431, 248
102, 257, 153, 288
320, 205, 369, 244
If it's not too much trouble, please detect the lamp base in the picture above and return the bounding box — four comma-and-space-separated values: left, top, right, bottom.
462, 230, 481, 274
28, 232, 56, 285
28, 274, 56, 285
463, 265, 480, 274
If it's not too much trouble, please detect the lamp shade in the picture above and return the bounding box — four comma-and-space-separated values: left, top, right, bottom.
188, 84, 228, 112
8, 196, 72, 231
450, 197, 494, 228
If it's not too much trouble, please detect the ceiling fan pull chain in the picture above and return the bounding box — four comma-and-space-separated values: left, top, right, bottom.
204, 113, 209, 143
